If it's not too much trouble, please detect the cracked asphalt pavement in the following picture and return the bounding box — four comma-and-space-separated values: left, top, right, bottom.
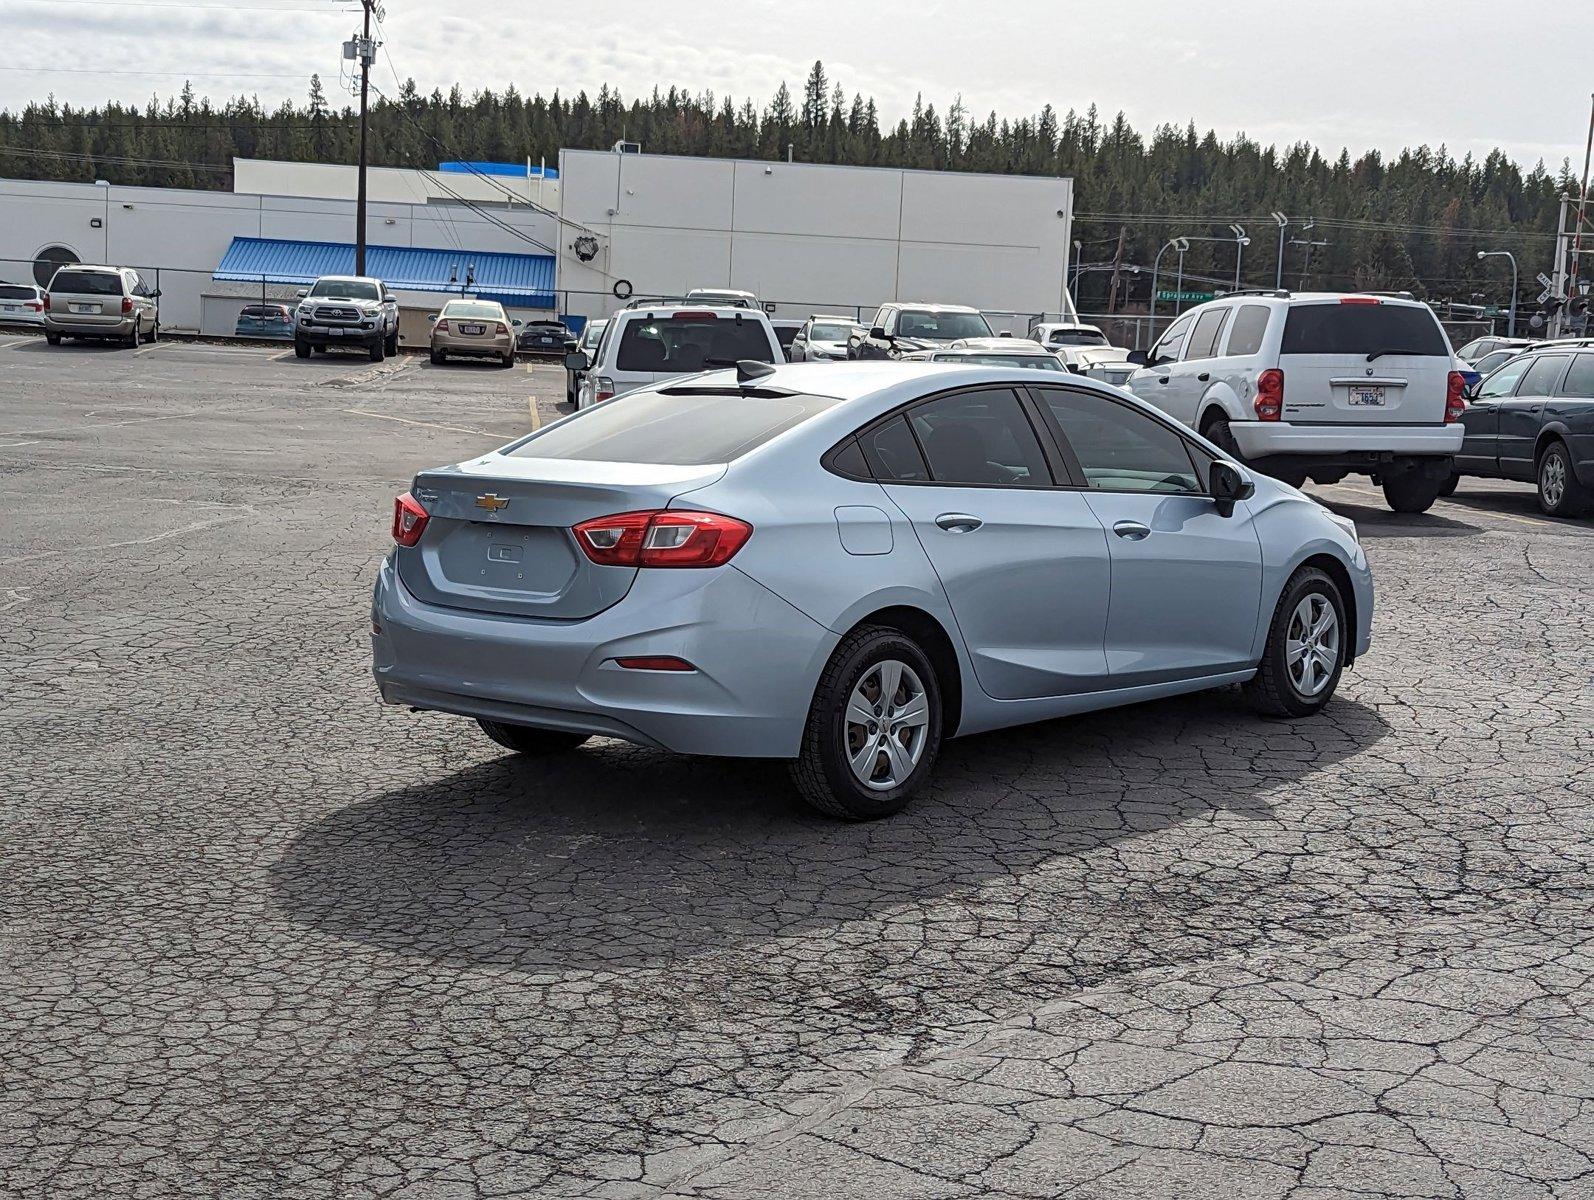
1, 332, 1591, 1199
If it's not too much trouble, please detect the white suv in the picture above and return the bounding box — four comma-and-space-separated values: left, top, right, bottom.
1127, 292, 1464, 512
571, 303, 782, 408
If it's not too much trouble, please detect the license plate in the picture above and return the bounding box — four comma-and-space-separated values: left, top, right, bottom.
461, 323, 485, 335
71, 303, 98, 314
1348, 386, 1386, 407
2, 305, 15, 313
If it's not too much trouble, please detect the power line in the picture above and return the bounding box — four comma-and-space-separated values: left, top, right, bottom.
13, 0, 348, 8
0, 142, 234, 173
0, 67, 308, 79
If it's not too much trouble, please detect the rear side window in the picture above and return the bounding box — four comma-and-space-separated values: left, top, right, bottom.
51, 270, 123, 296
1184, 308, 1231, 361
907, 389, 1053, 487
1515, 354, 1570, 398
615, 315, 773, 372
1281, 303, 1447, 356
1223, 305, 1271, 356
1563, 354, 1594, 398
860, 416, 930, 482
506, 390, 838, 465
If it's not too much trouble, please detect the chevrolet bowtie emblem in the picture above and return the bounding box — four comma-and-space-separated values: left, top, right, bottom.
475, 493, 510, 513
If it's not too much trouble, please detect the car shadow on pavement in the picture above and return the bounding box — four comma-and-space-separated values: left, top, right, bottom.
1310, 498, 1483, 539
271, 691, 1388, 973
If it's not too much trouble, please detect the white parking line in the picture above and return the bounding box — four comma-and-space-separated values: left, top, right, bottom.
344, 409, 495, 437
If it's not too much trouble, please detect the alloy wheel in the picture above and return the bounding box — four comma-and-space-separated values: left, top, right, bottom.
844, 659, 930, 791
1541, 452, 1566, 509
1286, 593, 1340, 698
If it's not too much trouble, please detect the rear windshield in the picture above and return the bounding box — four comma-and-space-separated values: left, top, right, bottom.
1045, 330, 1108, 347
309, 279, 380, 301
1281, 303, 1447, 357
506, 389, 839, 465
930, 353, 1064, 370
444, 301, 503, 319
615, 315, 774, 373
51, 270, 123, 296
0, 284, 35, 299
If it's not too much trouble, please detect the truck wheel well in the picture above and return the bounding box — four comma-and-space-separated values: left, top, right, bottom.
847, 606, 963, 737
1301, 553, 1358, 666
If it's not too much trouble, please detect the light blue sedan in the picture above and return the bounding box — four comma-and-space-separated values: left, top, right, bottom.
373, 362, 1372, 819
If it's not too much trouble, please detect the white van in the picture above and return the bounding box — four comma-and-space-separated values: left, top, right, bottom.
572, 304, 783, 408
1127, 292, 1464, 512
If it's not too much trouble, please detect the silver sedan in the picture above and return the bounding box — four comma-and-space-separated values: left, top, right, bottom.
372, 362, 1372, 819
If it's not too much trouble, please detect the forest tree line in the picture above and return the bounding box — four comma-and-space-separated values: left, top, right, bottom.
0, 62, 1574, 311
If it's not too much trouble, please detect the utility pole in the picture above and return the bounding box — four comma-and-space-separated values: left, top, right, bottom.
1106, 225, 1127, 315
344, 3, 382, 276
1568, 93, 1594, 320
1290, 224, 1328, 290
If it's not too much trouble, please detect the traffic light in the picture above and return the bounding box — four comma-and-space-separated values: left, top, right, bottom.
1569, 294, 1590, 333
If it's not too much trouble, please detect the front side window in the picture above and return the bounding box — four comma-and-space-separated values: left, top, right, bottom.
906, 389, 1052, 487
614, 315, 774, 372
580, 322, 606, 349
1471, 348, 1519, 377
1038, 389, 1202, 494
1514, 354, 1570, 398
1148, 314, 1193, 366
506, 389, 838, 465
1183, 307, 1232, 361
1476, 355, 1533, 400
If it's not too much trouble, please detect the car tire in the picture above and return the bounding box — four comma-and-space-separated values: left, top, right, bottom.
384, 330, 399, 356
790, 626, 943, 820
501, 353, 515, 368
476, 719, 590, 756
1243, 566, 1348, 719
45, 332, 61, 346
294, 339, 311, 359
429, 349, 444, 365
1200, 413, 1242, 460
1381, 471, 1442, 514
1536, 440, 1590, 517
146, 321, 158, 344
368, 338, 385, 363
1438, 472, 1460, 497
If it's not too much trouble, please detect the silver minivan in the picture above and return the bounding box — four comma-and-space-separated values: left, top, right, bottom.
44, 265, 159, 347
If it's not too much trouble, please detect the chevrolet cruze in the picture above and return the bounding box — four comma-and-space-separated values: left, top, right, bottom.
372, 361, 1372, 819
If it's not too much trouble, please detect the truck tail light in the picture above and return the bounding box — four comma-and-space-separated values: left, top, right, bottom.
121, 296, 133, 315
573, 510, 753, 568
1254, 368, 1284, 421
42, 293, 50, 311
594, 376, 615, 402
1445, 371, 1466, 422
392, 492, 429, 546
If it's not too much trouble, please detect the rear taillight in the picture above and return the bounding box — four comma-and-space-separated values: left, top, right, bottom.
25, 301, 41, 312
434, 319, 449, 333
392, 492, 429, 546
1254, 368, 1284, 421
1445, 371, 1466, 423
42, 293, 50, 311
613, 656, 696, 671
573, 510, 753, 568
594, 376, 615, 402
121, 296, 132, 315
494, 322, 508, 335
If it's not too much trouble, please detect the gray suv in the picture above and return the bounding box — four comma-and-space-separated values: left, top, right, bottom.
293, 276, 400, 361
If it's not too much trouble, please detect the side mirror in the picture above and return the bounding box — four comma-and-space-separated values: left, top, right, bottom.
1209, 460, 1256, 517
1126, 348, 1149, 367
512, 319, 523, 327
296, 289, 308, 298
149, 289, 162, 299
870, 326, 888, 340
427, 314, 438, 323
564, 350, 590, 371
1066, 363, 1083, 374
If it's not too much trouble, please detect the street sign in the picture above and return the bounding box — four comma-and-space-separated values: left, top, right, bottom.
1537, 271, 1554, 290
1537, 288, 1555, 304
1155, 289, 1215, 303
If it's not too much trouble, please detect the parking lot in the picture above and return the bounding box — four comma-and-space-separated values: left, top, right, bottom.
1, 333, 1591, 1198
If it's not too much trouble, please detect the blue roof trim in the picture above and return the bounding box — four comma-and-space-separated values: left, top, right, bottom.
438, 161, 559, 179
213, 237, 556, 307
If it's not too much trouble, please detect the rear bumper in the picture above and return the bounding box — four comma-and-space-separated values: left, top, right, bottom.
371, 557, 835, 758
1232, 421, 1463, 460
434, 336, 513, 357
44, 314, 135, 337
0, 312, 45, 328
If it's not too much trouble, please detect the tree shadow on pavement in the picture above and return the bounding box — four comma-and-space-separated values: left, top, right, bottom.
271, 690, 1388, 974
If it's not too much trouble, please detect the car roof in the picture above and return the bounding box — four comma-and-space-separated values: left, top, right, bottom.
56, 264, 121, 273
892, 302, 981, 313
807, 314, 858, 323
944, 338, 1050, 353
615, 304, 771, 320
1033, 321, 1103, 332
314, 275, 382, 284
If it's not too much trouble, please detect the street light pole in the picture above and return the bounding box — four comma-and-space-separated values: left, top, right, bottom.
1271, 211, 1288, 289
1149, 237, 1189, 324
1477, 249, 1519, 337
1229, 224, 1247, 291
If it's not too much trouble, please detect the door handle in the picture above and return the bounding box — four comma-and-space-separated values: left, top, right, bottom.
1112, 520, 1152, 541
1197, 372, 1211, 382
934, 513, 983, 533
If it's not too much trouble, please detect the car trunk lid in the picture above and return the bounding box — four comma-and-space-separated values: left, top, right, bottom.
395, 455, 725, 619
1278, 299, 1453, 425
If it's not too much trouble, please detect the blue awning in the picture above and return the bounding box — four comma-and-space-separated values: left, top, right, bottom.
212, 237, 556, 308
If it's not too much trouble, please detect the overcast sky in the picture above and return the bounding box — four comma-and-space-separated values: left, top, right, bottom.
5, 0, 1592, 173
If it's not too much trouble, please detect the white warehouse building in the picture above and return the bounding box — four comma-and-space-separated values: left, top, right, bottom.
0, 147, 1074, 339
